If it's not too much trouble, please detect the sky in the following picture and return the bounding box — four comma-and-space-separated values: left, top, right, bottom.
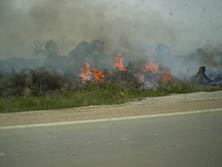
0, 0, 222, 59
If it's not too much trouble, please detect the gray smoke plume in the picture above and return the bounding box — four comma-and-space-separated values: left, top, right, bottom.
0, 0, 177, 59
0, 0, 222, 78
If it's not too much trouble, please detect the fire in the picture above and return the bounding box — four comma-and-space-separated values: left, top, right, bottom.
80, 62, 104, 83
143, 57, 160, 74
91, 70, 105, 83
162, 68, 173, 84
80, 62, 92, 83
114, 52, 127, 71
80, 54, 173, 86
162, 74, 172, 84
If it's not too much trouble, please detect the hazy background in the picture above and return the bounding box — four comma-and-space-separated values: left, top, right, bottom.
1, 0, 222, 59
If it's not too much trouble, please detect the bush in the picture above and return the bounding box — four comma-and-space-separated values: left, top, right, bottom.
0, 68, 77, 97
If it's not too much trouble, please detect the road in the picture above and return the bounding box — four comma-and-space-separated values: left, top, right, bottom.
0, 110, 221, 167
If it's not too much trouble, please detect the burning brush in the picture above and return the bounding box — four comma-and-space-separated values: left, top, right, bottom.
80, 52, 174, 89
80, 62, 105, 83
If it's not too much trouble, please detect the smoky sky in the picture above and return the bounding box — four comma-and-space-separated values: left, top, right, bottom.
0, 0, 222, 59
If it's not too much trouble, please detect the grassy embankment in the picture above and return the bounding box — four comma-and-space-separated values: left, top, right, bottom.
0, 82, 221, 113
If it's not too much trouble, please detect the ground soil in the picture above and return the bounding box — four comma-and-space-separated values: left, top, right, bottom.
0, 91, 222, 126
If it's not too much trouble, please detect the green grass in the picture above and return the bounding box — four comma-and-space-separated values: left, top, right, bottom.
0, 82, 221, 113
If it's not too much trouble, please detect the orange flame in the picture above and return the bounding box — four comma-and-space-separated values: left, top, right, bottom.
162, 68, 173, 84
143, 57, 160, 74
91, 70, 105, 83
80, 62, 92, 83
162, 74, 172, 84
115, 52, 127, 71
80, 62, 104, 83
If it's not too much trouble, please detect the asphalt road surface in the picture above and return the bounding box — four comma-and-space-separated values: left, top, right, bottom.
0, 110, 221, 167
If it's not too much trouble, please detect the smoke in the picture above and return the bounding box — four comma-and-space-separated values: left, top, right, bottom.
0, 0, 177, 59
0, 0, 222, 80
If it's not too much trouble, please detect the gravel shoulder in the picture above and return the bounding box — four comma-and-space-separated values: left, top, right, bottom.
0, 91, 222, 127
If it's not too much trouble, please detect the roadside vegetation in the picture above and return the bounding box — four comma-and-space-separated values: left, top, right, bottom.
0, 40, 221, 113
0, 74, 221, 113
